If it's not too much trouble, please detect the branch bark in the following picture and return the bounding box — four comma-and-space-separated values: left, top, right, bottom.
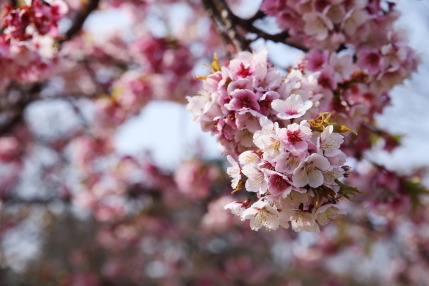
200, 0, 308, 52
58, 0, 101, 45
201, 0, 250, 52
0, 83, 42, 135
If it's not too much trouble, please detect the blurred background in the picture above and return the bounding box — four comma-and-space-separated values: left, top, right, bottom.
1, 0, 429, 285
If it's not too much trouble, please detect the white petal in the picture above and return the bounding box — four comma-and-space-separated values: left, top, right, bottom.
271, 99, 287, 113
278, 211, 291, 229
249, 217, 263, 231
307, 154, 330, 171
292, 164, 308, 187
290, 211, 320, 232
315, 204, 346, 225
224, 202, 245, 216
307, 167, 324, 188
238, 151, 260, 165
242, 165, 263, 182
280, 191, 308, 209
241, 207, 258, 220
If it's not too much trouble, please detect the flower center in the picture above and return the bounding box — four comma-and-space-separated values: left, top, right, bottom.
237, 63, 251, 78
287, 130, 302, 144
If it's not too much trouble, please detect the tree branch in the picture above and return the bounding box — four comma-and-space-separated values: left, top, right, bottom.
58, 0, 101, 45
201, 0, 309, 52
0, 83, 42, 135
201, 0, 250, 52
230, 14, 309, 52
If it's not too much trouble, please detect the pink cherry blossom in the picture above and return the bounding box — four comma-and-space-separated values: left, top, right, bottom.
303, 12, 333, 41
278, 121, 313, 154
357, 49, 384, 76
274, 152, 304, 174
225, 89, 261, 111
271, 94, 313, 120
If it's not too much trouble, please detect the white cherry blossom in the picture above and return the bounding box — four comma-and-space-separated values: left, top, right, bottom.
242, 164, 268, 194
292, 154, 330, 188
226, 155, 241, 189
224, 201, 246, 216
280, 210, 320, 232
253, 117, 283, 160
323, 167, 345, 192
315, 204, 346, 225
318, 125, 344, 157
279, 191, 308, 209
238, 151, 260, 166
241, 199, 280, 231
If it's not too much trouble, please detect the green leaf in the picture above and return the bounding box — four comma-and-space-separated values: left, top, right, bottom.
335, 180, 363, 200
403, 179, 429, 211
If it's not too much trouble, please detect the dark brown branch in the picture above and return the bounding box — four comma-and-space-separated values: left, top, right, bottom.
201, 0, 233, 53
0, 83, 42, 135
246, 10, 266, 23
201, 0, 308, 52
228, 8, 308, 52
58, 0, 100, 45
201, 0, 250, 52
0, 112, 24, 135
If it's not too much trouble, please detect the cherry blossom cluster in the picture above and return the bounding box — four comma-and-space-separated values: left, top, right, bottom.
261, 0, 419, 130
2, 0, 65, 41
187, 49, 322, 157
303, 40, 418, 128
91, 72, 154, 133
71, 135, 177, 221
187, 49, 364, 231
261, 0, 402, 50
0, 0, 68, 89
224, 116, 350, 232
131, 36, 194, 77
